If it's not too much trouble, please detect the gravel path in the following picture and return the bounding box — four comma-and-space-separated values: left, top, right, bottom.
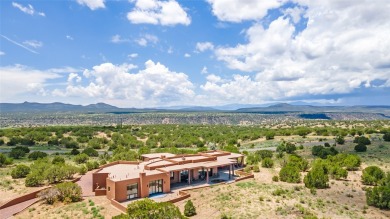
76, 171, 95, 197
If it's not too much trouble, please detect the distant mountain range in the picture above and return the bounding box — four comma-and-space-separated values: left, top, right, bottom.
1, 101, 390, 114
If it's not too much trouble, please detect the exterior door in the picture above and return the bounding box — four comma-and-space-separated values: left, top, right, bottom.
126, 183, 138, 200
149, 179, 163, 195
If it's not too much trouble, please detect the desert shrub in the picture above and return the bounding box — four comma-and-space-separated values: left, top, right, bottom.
9, 148, 25, 159
355, 144, 367, 152
0, 139, 4, 145
0, 153, 13, 167
277, 142, 296, 154
362, 166, 385, 186
14, 146, 30, 153
324, 142, 330, 147
52, 156, 65, 164
63, 164, 79, 179
244, 166, 252, 173
246, 153, 261, 165
25, 172, 44, 187
279, 165, 301, 183
311, 145, 338, 159
38, 188, 60, 205
335, 135, 345, 144
383, 133, 390, 142
328, 165, 348, 180
70, 148, 80, 155
28, 151, 48, 160
353, 136, 371, 145
262, 157, 274, 168
272, 175, 279, 182
253, 165, 260, 172
56, 182, 82, 203
86, 161, 100, 171
74, 153, 89, 164
44, 164, 67, 184
184, 200, 196, 217
304, 166, 329, 189
272, 188, 287, 196
11, 164, 30, 178
256, 150, 273, 159
343, 154, 361, 171
82, 147, 99, 157
288, 155, 309, 171
110, 146, 138, 162
79, 165, 88, 175
366, 185, 390, 209
125, 198, 186, 219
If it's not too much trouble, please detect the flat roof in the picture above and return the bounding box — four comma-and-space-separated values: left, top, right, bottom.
98, 150, 243, 182
141, 153, 176, 159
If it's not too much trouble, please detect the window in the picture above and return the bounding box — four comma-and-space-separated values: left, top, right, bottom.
127, 183, 138, 200
108, 187, 110, 191
170, 171, 174, 179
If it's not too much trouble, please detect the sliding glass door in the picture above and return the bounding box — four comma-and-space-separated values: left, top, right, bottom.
149, 179, 163, 195
126, 183, 138, 200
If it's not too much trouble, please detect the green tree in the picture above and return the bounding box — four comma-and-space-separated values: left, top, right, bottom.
125, 198, 186, 219
279, 165, 301, 183
74, 153, 89, 164
261, 157, 274, 168
44, 164, 67, 184
70, 148, 80, 155
343, 154, 361, 171
328, 165, 348, 180
0, 153, 13, 167
82, 147, 99, 157
383, 133, 390, 142
25, 172, 44, 187
11, 164, 30, 178
335, 135, 345, 144
304, 165, 329, 189
366, 185, 390, 209
28, 151, 48, 160
362, 166, 385, 186
184, 200, 197, 217
353, 136, 371, 145
52, 156, 65, 164
355, 143, 367, 152
9, 148, 26, 159
56, 182, 82, 203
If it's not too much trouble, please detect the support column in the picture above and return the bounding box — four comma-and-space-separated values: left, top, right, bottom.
229, 164, 232, 179
206, 168, 209, 184
188, 169, 191, 185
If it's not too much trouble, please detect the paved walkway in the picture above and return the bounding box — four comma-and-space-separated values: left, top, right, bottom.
76, 171, 95, 197
0, 198, 39, 219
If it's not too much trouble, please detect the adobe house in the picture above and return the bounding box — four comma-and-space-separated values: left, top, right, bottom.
92, 150, 244, 202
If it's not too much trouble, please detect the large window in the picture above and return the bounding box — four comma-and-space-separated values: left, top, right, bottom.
127, 183, 138, 200
149, 179, 163, 195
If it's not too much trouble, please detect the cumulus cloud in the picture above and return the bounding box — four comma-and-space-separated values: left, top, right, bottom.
76, 0, 105, 10
184, 53, 191, 58
12, 2, 45, 16
195, 42, 214, 53
206, 0, 283, 22
0, 65, 61, 102
66, 35, 74, 40
201, 66, 208, 74
53, 60, 195, 107
128, 53, 138, 58
211, 0, 390, 103
127, 0, 191, 26
0, 51, 5, 56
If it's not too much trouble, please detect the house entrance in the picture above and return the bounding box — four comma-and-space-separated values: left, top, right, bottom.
149, 179, 163, 195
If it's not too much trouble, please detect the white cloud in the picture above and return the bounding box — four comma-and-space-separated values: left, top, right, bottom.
67, 73, 82, 84
12, 2, 45, 16
23, 40, 43, 48
127, 0, 191, 26
66, 35, 74, 40
195, 42, 214, 53
128, 53, 138, 58
184, 53, 191, 58
0, 65, 61, 102
111, 34, 130, 43
76, 0, 105, 10
0, 51, 5, 56
135, 34, 158, 46
206, 0, 284, 22
201, 66, 208, 74
53, 60, 195, 107
167, 46, 173, 54
211, 0, 390, 103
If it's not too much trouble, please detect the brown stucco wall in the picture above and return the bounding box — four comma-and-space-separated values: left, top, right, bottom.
92, 172, 109, 192
112, 178, 140, 202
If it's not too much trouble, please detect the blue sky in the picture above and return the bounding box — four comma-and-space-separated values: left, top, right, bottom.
1, 0, 390, 107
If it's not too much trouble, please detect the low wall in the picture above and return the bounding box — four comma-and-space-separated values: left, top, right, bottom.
95, 189, 106, 196
0, 188, 45, 209
235, 174, 254, 182
166, 191, 191, 204
110, 199, 127, 213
